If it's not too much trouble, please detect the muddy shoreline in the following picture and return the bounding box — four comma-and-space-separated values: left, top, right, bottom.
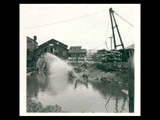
69, 62, 129, 84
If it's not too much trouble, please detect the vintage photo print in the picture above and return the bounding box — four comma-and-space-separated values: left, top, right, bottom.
20, 4, 141, 116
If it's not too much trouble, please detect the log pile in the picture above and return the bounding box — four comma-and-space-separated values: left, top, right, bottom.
96, 62, 128, 72
96, 50, 122, 63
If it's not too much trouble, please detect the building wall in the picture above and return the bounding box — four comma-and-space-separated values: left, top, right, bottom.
35, 39, 68, 60
68, 53, 86, 63
27, 51, 35, 61
52, 44, 68, 59
69, 53, 86, 57
68, 46, 87, 63
27, 36, 38, 51
27, 36, 38, 64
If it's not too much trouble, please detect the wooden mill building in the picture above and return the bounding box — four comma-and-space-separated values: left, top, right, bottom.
34, 38, 68, 60
68, 46, 87, 63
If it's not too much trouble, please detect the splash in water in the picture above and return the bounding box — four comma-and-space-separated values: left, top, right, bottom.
35, 52, 81, 95
36, 52, 79, 77
44, 53, 71, 73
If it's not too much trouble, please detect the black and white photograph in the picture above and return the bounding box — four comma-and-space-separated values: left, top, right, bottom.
20, 4, 141, 116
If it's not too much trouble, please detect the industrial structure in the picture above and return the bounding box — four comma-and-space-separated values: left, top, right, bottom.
68, 46, 87, 63
34, 38, 68, 60
119, 44, 134, 62
27, 36, 69, 72
27, 36, 38, 67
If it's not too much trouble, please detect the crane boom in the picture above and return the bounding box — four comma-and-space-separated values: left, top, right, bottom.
109, 8, 126, 62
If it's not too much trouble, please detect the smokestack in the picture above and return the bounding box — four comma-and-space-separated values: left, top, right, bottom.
33, 36, 37, 41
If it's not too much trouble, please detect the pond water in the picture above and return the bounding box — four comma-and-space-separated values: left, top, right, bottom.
27, 53, 129, 113
27, 71, 129, 113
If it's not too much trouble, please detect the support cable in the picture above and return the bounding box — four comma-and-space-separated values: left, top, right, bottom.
90, 42, 105, 50
114, 12, 134, 27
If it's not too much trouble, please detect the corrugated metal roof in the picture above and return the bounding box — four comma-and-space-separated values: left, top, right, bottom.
68, 49, 87, 54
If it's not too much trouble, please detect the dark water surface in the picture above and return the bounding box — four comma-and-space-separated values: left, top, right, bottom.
27, 70, 129, 113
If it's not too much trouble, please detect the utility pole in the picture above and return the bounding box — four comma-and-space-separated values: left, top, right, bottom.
108, 36, 113, 50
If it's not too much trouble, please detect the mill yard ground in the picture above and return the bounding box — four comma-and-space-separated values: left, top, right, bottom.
72, 62, 131, 85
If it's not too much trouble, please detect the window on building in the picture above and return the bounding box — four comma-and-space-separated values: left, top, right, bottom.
44, 47, 47, 52
50, 47, 53, 53
50, 47, 55, 54
55, 50, 58, 55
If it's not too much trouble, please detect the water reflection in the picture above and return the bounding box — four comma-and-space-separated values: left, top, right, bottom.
74, 79, 89, 89
90, 81, 128, 112
90, 82, 127, 99
27, 71, 129, 112
45, 72, 69, 95
27, 72, 48, 98
36, 71, 46, 85
115, 97, 119, 113
120, 96, 127, 112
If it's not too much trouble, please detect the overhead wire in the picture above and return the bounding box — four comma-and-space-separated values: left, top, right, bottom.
90, 11, 110, 51
90, 42, 106, 50
27, 9, 109, 29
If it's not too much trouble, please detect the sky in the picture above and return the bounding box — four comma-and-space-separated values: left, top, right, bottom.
20, 4, 139, 51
